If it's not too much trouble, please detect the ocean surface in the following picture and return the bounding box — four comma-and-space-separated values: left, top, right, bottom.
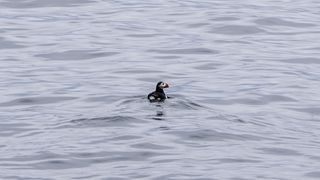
1, 0, 320, 179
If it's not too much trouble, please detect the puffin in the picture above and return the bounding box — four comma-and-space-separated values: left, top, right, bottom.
148, 81, 170, 102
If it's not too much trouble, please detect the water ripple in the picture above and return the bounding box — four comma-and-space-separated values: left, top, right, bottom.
0, 0, 97, 8
0, 37, 25, 49
255, 17, 316, 27
1, 0, 320, 179
0, 96, 77, 107
149, 48, 219, 55
211, 25, 265, 35
35, 50, 119, 60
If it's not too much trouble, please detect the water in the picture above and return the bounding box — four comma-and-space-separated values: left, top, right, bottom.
1, 0, 320, 179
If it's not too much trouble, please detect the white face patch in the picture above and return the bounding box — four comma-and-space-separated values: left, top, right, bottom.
159, 82, 167, 89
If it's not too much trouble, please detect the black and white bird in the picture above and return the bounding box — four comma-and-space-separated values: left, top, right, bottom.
148, 81, 170, 102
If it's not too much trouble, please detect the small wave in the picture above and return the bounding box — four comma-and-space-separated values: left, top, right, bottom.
69, 115, 146, 128
0, 96, 77, 107
35, 50, 119, 61
0, 122, 35, 137
257, 147, 302, 156
167, 129, 272, 142
0, 37, 25, 49
167, 98, 206, 110
148, 48, 219, 55
211, 25, 265, 35
254, 17, 315, 28
305, 171, 320, 178
1, 0, 97, 9
279, 57, 320, 64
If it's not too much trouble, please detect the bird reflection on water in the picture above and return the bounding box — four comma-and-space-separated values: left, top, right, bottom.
153, 110, 165, 121
151, 104, 166, 121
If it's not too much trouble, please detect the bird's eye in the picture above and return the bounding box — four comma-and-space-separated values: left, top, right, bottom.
161, 83, 165, 86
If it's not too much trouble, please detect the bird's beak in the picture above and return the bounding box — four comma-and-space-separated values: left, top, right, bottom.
164, 83, 169, 88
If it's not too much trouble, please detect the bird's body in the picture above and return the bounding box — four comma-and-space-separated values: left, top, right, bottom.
148, 91, 167, 101
148, 82, 169, 102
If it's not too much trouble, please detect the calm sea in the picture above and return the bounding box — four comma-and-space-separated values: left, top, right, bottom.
1, 0, 320, 179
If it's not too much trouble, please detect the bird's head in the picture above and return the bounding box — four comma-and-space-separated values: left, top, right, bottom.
157, 81, 169, 89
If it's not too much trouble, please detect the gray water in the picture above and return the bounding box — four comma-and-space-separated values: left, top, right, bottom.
1, 0, 320, 179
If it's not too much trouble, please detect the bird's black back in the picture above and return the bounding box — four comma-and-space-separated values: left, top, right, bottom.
148, 91, 166, 102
